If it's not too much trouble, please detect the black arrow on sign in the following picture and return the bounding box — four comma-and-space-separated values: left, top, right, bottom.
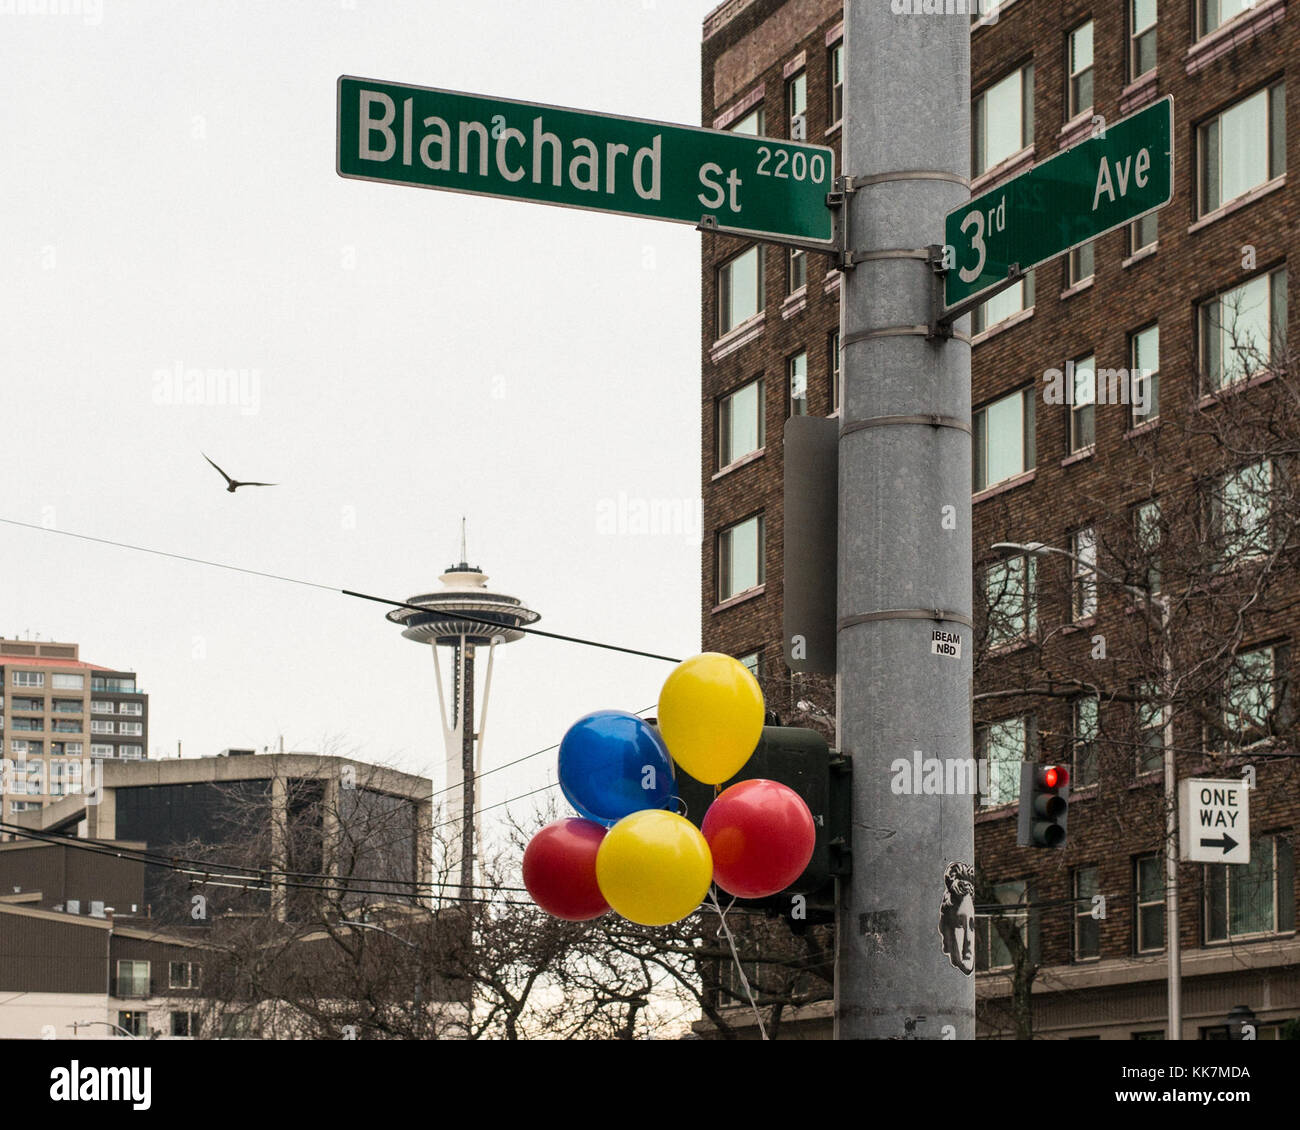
1200, 833, 1239, 854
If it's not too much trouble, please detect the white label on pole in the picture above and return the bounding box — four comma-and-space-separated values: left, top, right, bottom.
930, 629, 961, 659
1179, 778, 1250, 864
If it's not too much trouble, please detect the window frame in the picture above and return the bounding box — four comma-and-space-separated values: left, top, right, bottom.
716, 376, 766, 469
984, 553, 1037, 649
1129, 0, 1158, 81
1070, 524, 1098, 620
716, 245, 765, 339
973, 386, 1036, 492
1073, 865, 1101, 961
828, 40, 844, 127
976, 879, 1029, 972
1068, 355, 1096, 454
1196, 82, 1285, 218
1072, 694, 1099, 787
829, 331, 842, 415
1129, 323, 1160, 426
1199, 267, 1288, 391
786, 245, 807, 296
976, 715, 1033, 808
785, 69, 807, 137
1204, 833, 1295, 942
1067, 240, 1095, 288
1135, 853, 1166, 953
1067, 20, 1095, 119
787, 350, 808, 417
973, 63, 1034, 177
716, 513, 765, 603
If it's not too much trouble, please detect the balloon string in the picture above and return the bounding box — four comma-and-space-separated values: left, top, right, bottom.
707, 887, 769, 1041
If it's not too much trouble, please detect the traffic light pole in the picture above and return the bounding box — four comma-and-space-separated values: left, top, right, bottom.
834, 2, 975, 1039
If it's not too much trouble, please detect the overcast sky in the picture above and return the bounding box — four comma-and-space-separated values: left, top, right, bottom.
0, 0, 719, 844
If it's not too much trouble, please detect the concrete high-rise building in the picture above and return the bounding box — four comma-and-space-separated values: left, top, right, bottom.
700, 0, 1300, 1039
0, 639, 148, 825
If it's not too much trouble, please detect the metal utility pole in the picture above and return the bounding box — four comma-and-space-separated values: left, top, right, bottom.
835, 1, 975, 1039
459, 638, 476, 901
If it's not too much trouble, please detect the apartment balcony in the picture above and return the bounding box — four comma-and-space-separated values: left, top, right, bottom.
110, 977, 156, 1000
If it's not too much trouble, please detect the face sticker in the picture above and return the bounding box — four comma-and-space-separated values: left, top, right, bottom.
939, 861, 976, 976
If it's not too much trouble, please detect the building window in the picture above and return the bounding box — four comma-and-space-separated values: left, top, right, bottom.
1210, 460, 1273, 564
169, 961, 194, 989
1221, 644, 1285, 749
1068, 355, 1095, 453
116, 959, 150, 999
730, 105, 764, 136
972, 271, 1035, 335
1198, 83, 1285, 216
1200, 268, 1287, 390
1130, 0, 1158, 78
738, 651, 761, 680
973, 387, 1035, 492
171, 1011, 196, 1038
91, 720, 114, 734
717, 246, 764, 337
1070, 525, 1097, 620
117, 745, 144, 759
1072, 695, 1099, 787
977, 716, 1031, 807
51, 673, 84, 690
1198, 0, 1266, 39
717, 514, 764, 602
976, 879, 1028, 971
1129, 212, 1158, 257
1130, 323, 1160, 425
11, 672, 44, 687
829, 40, 844, 127
1074, 866, 1100, 960
1067, 240, 1095, 287
1133, 498, 1162, 596
974, 64, 1034, 177
91, 700, 114, 714
829, 331, 842, 415
1135, 682, 1166, 774
118, 1010, 148, 1038
1135, 853, 1165, 952
787, 245, 806, 295
717, 377, 764, 468
1206, 834, 1295, 941
788, 351, 808, 416
1067, 21, 1094, 118
90, 743, 114, 757
786, 69, 806, 137
118, 702, 143, 716
984, 553, 1036, 648
92, 676, 136, 692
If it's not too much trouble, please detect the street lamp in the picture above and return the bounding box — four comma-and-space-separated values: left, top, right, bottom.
991, 541, 1181, 1040
72, 1020, 136, 1039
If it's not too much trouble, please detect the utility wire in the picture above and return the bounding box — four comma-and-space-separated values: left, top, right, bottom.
0, 516, 684, 664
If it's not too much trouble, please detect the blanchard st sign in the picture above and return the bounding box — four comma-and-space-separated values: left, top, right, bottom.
944, 96, 1173, 309
337, 76, 836, 244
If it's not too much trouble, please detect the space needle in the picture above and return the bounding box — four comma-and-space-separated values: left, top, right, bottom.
386, 524, 539, 897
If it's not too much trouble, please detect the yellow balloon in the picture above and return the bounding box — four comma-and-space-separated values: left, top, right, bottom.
596, 810, 713, 927
657, 652, 764, 784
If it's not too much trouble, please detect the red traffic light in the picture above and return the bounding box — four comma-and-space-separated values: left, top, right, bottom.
1043, 765, 1069, 789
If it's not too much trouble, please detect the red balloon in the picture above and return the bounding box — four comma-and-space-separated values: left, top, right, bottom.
523, 818, 610, 921
701, 779, 816, 899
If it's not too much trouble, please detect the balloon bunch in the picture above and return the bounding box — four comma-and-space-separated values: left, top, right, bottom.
523, 653, 816, 927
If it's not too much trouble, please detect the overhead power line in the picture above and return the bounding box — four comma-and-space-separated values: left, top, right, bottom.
0, 516, 684, 663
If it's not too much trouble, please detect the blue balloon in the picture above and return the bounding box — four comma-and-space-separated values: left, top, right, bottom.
558, 710, 676, 826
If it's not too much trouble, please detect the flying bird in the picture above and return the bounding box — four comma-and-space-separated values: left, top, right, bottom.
202, 453, 277, 493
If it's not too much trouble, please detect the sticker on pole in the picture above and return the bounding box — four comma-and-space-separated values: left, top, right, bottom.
1179, 778, 1250, 864
930, 629, 961, 659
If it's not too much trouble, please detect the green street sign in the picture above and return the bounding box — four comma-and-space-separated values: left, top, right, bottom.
337, 76, 836, 244
944, 96, 1172, 309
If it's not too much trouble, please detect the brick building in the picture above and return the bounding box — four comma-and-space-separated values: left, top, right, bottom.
700, 0, 1300, 1038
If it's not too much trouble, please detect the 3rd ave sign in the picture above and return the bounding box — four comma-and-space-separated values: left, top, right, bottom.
944, 96, 1173, 309
337, 76, 836, 244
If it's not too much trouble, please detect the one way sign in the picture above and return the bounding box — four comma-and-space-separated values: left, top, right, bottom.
1179, 778, 1250, 864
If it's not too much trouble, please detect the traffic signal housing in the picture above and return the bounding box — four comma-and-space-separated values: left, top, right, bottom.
674, 726, 851, 924
1017, 762, 1070, 848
